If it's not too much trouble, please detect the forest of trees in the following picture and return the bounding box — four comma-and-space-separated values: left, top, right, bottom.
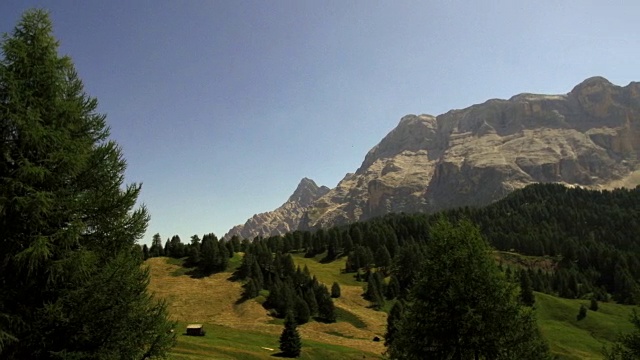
236, 240, 337, 324
232, 184, 640, 307
142, 232, 238, 275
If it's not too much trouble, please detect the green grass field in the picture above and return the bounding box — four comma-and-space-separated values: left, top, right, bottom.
148, 255, 637, 360
535, 292, 634, 360
170, 322, 382, 360
291, 253, 362, 287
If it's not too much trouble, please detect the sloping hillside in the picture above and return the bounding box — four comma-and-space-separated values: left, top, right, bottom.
146, 256, 386, 359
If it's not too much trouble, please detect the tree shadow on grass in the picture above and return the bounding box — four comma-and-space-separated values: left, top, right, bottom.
271, 352, 295, 358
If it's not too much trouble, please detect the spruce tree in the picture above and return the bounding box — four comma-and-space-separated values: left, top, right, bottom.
520, 269, 536, 306
294, 296, 311, 325
279, 312, 302, 357
385, 300, 404, 347
385, 274, 400, 300
331, 282, 341, 298
0, 9, 174, 358
388, 219, 550, 360
315, 284, 336, 323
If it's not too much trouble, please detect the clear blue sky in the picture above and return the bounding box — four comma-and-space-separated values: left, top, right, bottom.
2, 1, 638, 245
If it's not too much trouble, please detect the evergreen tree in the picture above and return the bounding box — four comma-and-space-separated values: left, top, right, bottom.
294, 296, 311, 325
164, 239, 172, 257
590, 297, 599, 312
388, 219, 550, 360
142, 244, 150, 260
331, 282, 341, 298
385, 274, 400, 300
186, 243, 200, 267
375, 245, 392, 273
385, 300, 404, 348
519, 269, 536, 306
242, 278, 259, 300
199, 234, 220, 274
365, 272, 385, 309
315, 285, 336, 323
577, 304, 588, 321
279, 312, 302, 358
304, 287, 319, 316
150, 233, 163, 257
0, 10, 174, 358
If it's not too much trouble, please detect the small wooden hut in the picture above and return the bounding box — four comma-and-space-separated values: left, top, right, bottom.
186, 324, 205, 336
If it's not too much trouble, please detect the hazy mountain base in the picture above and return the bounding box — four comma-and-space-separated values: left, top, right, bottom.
146, 254, 634, 360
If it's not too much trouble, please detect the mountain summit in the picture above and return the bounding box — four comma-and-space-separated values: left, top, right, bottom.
227, 77, 640, 238
224, 178, 329, 239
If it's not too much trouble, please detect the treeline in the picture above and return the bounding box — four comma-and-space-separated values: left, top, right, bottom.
236, 241, 337, 324
220, 184, 640, 305
141, 233, 243, 275
453, 183, 640, 304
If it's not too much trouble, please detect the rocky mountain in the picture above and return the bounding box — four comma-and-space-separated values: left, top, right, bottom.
224, 178, 329, 240
227, 77, 640, 238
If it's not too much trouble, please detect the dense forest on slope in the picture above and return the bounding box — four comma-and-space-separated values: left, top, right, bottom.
230, 184, 640, 305
449, 183, 640, 304
145, 183, 640, 305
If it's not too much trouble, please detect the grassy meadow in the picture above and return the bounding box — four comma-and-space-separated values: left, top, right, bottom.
146, 254, 636, 360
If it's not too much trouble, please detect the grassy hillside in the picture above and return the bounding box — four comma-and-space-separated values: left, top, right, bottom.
170, 322, 376, 360
536, 292, 634, 360
146, 256, 385, 359
146, 255, 635, 360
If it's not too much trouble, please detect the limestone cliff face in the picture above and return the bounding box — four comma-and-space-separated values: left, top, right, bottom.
223, 178, 329, 240
228, 77, 640, 237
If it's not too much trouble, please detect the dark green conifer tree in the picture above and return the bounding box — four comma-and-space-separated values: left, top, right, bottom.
385, 300, 404, 347
142, 244, 150, 260
315, 285, 336, 323
331, 282, 341, 298
294, 296, 311, 325
385, 274, 400, 300
388, 219, 550, 360
150, 233, 163, 257
279, 312, 302, 358
0, 10, 174, 358
375, 245, 392, 273
304, 287, 319, 316
520, 269, 536, 306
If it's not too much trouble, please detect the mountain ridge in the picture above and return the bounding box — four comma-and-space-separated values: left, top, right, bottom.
226, 77, 640, 238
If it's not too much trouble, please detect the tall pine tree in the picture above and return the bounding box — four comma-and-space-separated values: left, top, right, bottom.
279, 312, 302, 357
0, 10, 174, 358
388, 219, 550, 360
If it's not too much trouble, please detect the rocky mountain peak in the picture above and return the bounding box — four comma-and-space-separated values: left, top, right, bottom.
227, 76, 640, 239
358, 114, 438, 172
287, 177, 330, 207
223, 177, 329, 240
570, 76, 614, 96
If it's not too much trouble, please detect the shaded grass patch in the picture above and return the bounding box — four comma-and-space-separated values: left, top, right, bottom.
335, 307, 367, 329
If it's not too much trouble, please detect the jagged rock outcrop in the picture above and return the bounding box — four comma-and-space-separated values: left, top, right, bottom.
223, 178, 329, 240
228, 77, 640, 237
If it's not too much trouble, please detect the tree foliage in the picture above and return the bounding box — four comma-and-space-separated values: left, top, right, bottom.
279, 312, 301, 358
387, 219, 550, 360
0, 9, 174, 358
